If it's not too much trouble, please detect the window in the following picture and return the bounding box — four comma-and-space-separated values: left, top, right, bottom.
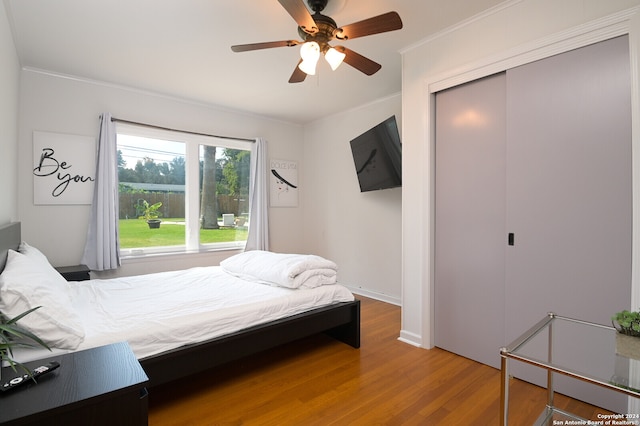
116, 123, 252, 256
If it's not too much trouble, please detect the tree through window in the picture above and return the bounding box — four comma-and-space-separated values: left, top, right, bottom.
116, 124, 251, 255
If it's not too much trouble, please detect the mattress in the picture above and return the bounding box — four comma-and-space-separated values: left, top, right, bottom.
11, 266, 354, 363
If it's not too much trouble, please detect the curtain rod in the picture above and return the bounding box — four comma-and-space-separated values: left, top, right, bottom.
109, 117, 256, 143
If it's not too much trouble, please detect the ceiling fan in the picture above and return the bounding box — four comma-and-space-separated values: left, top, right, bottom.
231, 0, 403, 83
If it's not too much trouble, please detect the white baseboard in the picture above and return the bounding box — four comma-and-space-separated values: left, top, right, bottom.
346, 286, 401, 306
345, 286, 427, 348
398, 330, 425, 348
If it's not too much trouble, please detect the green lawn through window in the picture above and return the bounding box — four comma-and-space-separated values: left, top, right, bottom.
119, 218, 248, 248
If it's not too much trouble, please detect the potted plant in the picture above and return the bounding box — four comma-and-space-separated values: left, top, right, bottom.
0, 306, 50, 379
612, 310, 640, 337
612, 309, 640, 360
138, 200, 163, 229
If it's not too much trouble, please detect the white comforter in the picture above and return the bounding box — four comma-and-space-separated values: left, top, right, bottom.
220, 250, 338, 288
12, 266, 354, 362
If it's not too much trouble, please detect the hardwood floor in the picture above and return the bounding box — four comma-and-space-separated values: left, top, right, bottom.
148, 296, 611, 425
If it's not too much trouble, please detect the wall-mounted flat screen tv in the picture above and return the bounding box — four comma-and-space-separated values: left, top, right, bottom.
350, 115, 402, 192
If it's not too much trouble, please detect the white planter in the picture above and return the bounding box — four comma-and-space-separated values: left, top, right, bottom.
616, 333, 640, 361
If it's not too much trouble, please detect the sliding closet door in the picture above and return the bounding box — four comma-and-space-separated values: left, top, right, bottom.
434, 73, 506, 369
434, 36, 631, 411
505, 35, 632, 411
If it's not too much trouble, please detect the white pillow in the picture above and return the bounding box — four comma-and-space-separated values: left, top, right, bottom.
18, 241, 68, 287
0, 250, 85, 349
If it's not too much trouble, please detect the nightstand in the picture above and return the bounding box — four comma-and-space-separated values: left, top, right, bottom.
0, 342, 149, 425
55, 264, 91, 281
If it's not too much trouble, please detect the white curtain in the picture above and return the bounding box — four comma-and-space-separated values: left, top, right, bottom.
245, 137, 269, 251
81, 113, 120, 270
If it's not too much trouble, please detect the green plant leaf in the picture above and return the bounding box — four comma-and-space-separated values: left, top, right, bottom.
0, 306, 51, 373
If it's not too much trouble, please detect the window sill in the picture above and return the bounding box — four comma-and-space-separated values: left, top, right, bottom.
120, 244, 245, 263
92, 246, 245, 280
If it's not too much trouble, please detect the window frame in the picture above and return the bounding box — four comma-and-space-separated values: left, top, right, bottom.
116, 122, 252, 257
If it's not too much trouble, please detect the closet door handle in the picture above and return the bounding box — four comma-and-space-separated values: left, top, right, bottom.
508, 233, 515, 246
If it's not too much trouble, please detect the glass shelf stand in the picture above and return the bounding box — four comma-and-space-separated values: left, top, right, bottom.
500, 313, 640, 425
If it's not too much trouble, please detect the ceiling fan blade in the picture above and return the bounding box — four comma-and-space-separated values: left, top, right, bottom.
335, 11, 403, 41
335, 46, 382, 76
289, 60, 307, 83
277, 0, 318, 35
231, 40, 300, 52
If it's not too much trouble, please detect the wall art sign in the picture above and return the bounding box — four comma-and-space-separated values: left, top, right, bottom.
270, 159, 298, 207
33, 131, 97, 205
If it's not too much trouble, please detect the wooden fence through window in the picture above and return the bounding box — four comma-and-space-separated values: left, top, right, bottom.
119, 193, 248, 220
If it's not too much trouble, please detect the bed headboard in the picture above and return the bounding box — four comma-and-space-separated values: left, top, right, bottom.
0, 222, 21, 273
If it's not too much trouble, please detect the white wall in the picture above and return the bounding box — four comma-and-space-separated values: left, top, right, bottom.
13, 53, 403, 298
17, 69, 305, 273
400, 0, 640, 347
0, 4, 19, 224
302, 95, 402, 304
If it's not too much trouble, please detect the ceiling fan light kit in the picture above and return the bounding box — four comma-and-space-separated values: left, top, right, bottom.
297, 42, 345, 75
230, 0, 403, 83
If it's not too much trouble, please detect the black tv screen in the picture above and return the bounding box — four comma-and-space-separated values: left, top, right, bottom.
350, 115, 402, 192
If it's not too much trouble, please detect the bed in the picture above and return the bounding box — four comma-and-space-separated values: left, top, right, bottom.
0, 222, 360, 387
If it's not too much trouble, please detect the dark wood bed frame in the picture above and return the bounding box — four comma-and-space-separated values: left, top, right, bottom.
0, 222, 360, 387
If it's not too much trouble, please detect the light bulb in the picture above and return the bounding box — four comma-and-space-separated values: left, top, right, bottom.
325, 47, 346, 71
298, 59, 318, 75
300, 41, 320, 62
298, 42, 320, 75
